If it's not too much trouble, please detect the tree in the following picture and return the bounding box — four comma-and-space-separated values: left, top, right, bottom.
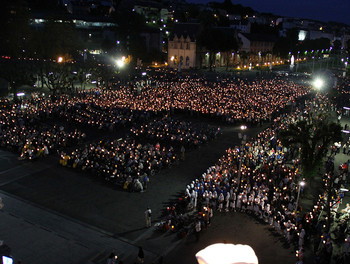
279, 110, 342, 179
251, 23, 279, 35
216, 29, 239, 70
332, 40, 342, 52
198, 28, 238, 71
198, 10, 217, 29
0, 58, 36, 102
41, 61, 75, 95
297, 38, 330, 53
273, 28, 298, 58
93, 64, 118, 87
280, 112, 342, 232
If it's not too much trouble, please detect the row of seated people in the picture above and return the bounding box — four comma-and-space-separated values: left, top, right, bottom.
60, 138, 176, 189
130, 116, 221, 150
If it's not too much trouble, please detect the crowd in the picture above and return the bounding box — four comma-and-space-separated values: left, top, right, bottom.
0, 75, 311, 194
180, 93, 350, 263
62, 101, 152, 131
60, 138, 177, 191
0, 98, 86, 160
130, 116, 221, 150
73, 77, 309, 124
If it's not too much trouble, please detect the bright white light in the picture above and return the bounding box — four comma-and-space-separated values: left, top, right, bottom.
298, 30, 307, 41
313, 78, 324, 90
240, 125, 247, 130
196, 243, 258, 264
16, 92, 25, 97
142, 72, 147, 76
57, 57, 63, 63
299, 181, 305, 187
116, 59, 124, 68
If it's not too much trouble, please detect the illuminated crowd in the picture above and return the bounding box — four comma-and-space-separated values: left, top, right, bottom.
0, 75, 310, 194
182, 94, 350, 261
130, 116, 221, 150
60, 138, 177, 190
74, 77, 309, 124
0, 98, 86, 159
2, 72, 349, 260
0, 76, 309, 162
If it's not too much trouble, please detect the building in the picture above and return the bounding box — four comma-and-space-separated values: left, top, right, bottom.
133, 0, 170, 22
167, 23, 202, 69
30, 16, 118, 55
238, 33, 277, 54
308, 30, 334, 41
230, 20, 251, 33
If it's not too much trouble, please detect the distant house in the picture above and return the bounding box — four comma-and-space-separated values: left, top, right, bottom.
342, 34, 350, 49
238, 33, 277, 54
230, 20, 251, 33
168, 23, 202, 69
134, 0, 169, 22
308, 30, 334, 41
227, 14, 241, 21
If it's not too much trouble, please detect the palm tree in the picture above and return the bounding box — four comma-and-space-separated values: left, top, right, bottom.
279, 110, 342, 230
279, 115, 342, 179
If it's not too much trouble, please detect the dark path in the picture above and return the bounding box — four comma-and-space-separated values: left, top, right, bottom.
164, 213, 295, 264
0, 124, 257, 237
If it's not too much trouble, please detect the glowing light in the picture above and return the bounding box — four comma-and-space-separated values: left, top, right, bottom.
57, 57, 63, 63
196, 243, 258, 264
313, 78, 324, 90
116, 59, 124, 68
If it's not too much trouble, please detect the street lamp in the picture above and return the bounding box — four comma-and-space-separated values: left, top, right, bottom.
237, 125, 247, 192
116, 60, 124, 68
295, 181, 305, 215
313, 78, 324, 91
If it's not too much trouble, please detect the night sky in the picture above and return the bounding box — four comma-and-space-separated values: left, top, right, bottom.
188, 0, 350, 25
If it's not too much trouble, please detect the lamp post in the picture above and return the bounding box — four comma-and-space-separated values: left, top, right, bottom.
296, 51, 300, 72
295, 181, 305, 215
237, 125, 247, 193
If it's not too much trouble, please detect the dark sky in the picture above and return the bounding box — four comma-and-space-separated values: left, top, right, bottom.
188, 0, 350, 25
